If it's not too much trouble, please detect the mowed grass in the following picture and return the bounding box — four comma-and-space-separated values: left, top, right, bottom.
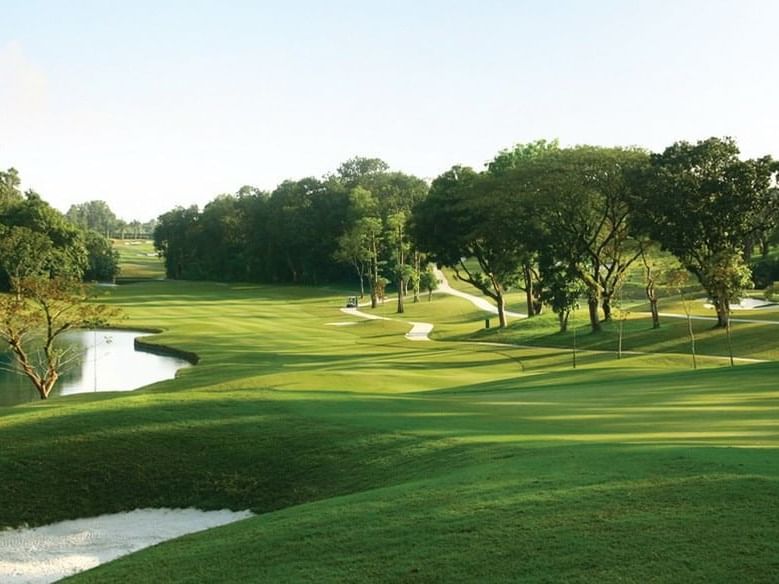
112, 239, 165, 280
0, 280, 777, 582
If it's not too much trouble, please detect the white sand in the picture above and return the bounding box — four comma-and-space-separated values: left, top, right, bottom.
405, 322, 433, 341
703, 297, 776, 310
0, 507, 253, 584
340, 307, 435, 340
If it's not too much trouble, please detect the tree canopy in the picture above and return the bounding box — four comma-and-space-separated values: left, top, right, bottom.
632, 137, 779, 326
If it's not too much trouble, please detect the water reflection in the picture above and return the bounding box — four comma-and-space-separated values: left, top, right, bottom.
0, 330, 192, 407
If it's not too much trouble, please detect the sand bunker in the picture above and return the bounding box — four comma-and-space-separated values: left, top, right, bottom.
703, 298, 776, 310
0, 507, 253, 584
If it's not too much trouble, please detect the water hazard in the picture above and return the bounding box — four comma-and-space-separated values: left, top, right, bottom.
0, 329, 192, 407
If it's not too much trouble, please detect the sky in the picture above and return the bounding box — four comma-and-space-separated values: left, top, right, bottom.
1, 0, 778, 221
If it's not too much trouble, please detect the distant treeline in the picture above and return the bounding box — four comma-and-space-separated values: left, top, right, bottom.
4, 136, 777, 332
152, 139, 779, 331
64, 200, 158, 240
152, 158, 428, 293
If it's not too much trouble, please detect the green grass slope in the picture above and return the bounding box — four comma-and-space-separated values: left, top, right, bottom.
113, 239, 165, 280
0, 281, 777, 583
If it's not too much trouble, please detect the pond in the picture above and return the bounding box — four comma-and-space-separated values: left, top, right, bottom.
0, 330, 192, 407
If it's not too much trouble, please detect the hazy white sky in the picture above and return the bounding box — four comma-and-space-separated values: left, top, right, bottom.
1, 0, 778, 220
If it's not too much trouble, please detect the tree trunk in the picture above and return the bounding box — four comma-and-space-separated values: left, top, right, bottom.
743, 236, 754, 262
413, 254, 420, 303
559, 310, 569, 333
370, 238, 379, 309
523, 263, 535, 317
588, 294, 601, 333
687, 315, 697, 370
497, 293, 507, 328
726, 320, 735, 367
397, 272, 404, 313
649, 297, 660, 329
642, 251, 660, 328
354, 262, 365, 298
645, 279, 660, 329
713, 297, 730, 328
601, 292, 613, 322
759, 236, 769, 258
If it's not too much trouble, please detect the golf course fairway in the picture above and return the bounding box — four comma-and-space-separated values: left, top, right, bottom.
1, 280, 777, 583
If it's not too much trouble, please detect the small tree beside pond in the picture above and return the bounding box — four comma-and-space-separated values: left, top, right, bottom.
0, 276, 121, 399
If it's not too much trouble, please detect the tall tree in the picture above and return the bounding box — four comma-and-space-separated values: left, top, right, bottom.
387, 211, 410, 313
0, 168, 24, 211
83, 230, 120, 282
153, 206, 201, 279
487, 140, 561, 317
335, 157, 390, 187
0, 226, 54, 289
633, 137, 779, 327
411, 166, 520, 328
1, 191, 88, 283
512, 146, 649, 332
333, 185, 379, 298
66, 200, 119, 237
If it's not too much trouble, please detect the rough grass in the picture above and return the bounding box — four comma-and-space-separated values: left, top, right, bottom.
0, 280, 777, 583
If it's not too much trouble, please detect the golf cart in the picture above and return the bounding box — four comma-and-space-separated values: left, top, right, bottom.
345, 296, 358, 308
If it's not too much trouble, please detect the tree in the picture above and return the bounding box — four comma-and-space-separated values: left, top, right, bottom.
486, 139, 560, 175
83, 231, 120, 282
0, 168, 24, 211
0, 226, 54, 289
0, 276, 121, 399
640, 246, 662, 329
334, 163, 427, 309
362, 217, 385, 308
154, 206, 201, 279
515, 146, 650, 332
411, 166, 520, 328
1, 190, 88, 284
65, 200, 119, 237
335, 157, 390, 187
387, 211, 410, 313
538, 254, 586, 332
668, 269, 698, 369
633, 137, 778, 327
419, 268, 439, 301
334, 186, 380, 298
487, 140, 560, 317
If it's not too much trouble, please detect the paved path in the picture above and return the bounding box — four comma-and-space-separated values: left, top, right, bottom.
338, 274, 777, 357
432, 267, 526, 318
339, 269, 528, 341
340, 306, 433, 342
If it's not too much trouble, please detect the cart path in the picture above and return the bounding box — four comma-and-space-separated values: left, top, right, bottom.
340, 307, 433, 341
431, 267, 527, 318
339, 266, 528, 342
